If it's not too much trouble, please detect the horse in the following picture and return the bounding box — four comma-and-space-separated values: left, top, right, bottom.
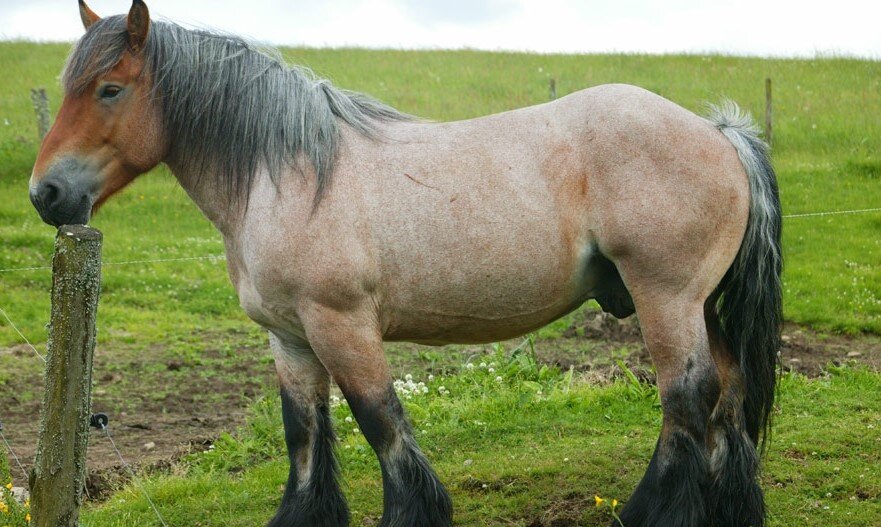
29, 2, 783, 526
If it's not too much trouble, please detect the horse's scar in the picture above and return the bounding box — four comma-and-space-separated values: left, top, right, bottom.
403, 173, 442, 192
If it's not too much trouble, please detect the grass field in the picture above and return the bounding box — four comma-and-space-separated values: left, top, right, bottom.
1, 41, 880, 527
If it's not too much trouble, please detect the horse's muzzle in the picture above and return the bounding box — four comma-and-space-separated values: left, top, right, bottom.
30, 172, 94, 227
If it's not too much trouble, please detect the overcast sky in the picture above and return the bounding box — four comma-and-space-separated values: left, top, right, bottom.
0, 0, 878, 58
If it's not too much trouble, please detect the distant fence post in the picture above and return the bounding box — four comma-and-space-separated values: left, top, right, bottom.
549, 77, 557, 100
30, 225, 103, 527
30, 88, 50, 142
764, 78, 772, 147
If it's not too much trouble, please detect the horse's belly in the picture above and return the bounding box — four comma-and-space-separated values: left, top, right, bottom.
384, 298, 581, 345
380, 228, 594, 344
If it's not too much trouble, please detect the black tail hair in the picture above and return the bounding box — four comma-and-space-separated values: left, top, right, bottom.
709, 102, 783, 450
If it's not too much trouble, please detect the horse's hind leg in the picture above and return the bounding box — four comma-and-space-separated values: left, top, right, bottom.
305, 311, 453, 527
705, 302, 765, 527
616, 293, 720, 527
268, 333, 349, 527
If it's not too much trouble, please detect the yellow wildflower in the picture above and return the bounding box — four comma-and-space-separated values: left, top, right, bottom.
24, 499, 29, 508
612, 499, 619, 508
25, 513, 30, 523
0, 502, 7, 513
594, 495, 605, 507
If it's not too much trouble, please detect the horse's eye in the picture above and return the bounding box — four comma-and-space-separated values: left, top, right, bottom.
99, 85, 123, 100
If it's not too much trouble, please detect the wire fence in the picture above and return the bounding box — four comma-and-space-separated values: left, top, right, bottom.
0, 205, 876, 276
0, 301, 170, 525
100, 423, 169, 527
782, 206, 881, 219
0, 253, 225, 274
0, 247, 226, 524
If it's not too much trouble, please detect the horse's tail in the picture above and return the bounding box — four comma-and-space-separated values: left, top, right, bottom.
707, 101, 783, 450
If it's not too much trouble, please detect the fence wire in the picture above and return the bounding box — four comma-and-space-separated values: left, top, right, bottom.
0, 304, 169, 525
0, 305, 46, 362
0, 253, 225, 274
99, 423, 169, 527
782, 206, 881, 219
0, 425, 28, 480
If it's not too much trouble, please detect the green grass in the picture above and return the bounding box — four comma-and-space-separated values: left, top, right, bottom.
65, 359, 881, 527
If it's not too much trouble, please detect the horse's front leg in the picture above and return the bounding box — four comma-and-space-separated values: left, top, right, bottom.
268, 333, 349, 527
303, 306, 453, 527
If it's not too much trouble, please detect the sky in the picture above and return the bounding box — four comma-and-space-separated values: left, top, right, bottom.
0, 0, 879, 58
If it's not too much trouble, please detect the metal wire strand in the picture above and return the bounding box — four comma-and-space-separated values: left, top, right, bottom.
0, 305, 46, 363
0, 427, 29, 480
0, 206, 877, 275
100, 424, 169, 527
0, 253, 225, 274
782, 207, 881, 219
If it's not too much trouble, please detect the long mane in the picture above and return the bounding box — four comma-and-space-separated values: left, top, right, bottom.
63, 16, 411, 203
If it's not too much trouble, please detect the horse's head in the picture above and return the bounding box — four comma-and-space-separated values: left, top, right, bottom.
30, 0, 166, 227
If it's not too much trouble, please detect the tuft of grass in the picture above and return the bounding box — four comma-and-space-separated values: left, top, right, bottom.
0, 441, 10, 486
0, 480, 30, 526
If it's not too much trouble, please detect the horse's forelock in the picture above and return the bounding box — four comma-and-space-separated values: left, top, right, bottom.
63, 15, 131, 95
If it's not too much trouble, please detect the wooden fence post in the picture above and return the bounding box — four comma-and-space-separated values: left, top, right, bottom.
764, 78, 773, 147
30, 88, 50, 142
30, 225, 103, 527
549, 78, 557, 100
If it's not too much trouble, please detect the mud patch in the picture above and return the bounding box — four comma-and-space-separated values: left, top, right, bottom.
535, 311, 881, 379
0, 330, 274, 497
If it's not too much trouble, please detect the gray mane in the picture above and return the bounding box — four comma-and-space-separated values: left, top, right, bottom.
63, 16, 411, 203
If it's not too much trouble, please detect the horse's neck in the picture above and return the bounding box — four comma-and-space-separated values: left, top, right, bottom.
166, 157, 318, 242
165, 160, 244, 237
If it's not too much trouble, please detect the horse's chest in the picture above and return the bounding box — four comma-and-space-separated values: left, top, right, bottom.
234, 266, 308, 341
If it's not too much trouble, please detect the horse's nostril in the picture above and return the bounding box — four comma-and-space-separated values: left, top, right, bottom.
40, 181, 62, 209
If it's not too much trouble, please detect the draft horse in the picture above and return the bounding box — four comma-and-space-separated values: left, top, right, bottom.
30, 2, 782, 526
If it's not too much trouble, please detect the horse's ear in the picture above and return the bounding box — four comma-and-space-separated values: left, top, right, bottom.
78, 0, 101, 30
126, 0, 151, 53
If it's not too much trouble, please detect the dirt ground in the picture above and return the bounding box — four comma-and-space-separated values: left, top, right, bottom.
534, 313, 881, 380
0, 313, 878, 500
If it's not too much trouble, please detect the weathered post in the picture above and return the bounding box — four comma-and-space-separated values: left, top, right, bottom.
30, 88, 50, 141
549, 77, 557, 100
764, 77, 773, 147
30, 225, 102, 527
